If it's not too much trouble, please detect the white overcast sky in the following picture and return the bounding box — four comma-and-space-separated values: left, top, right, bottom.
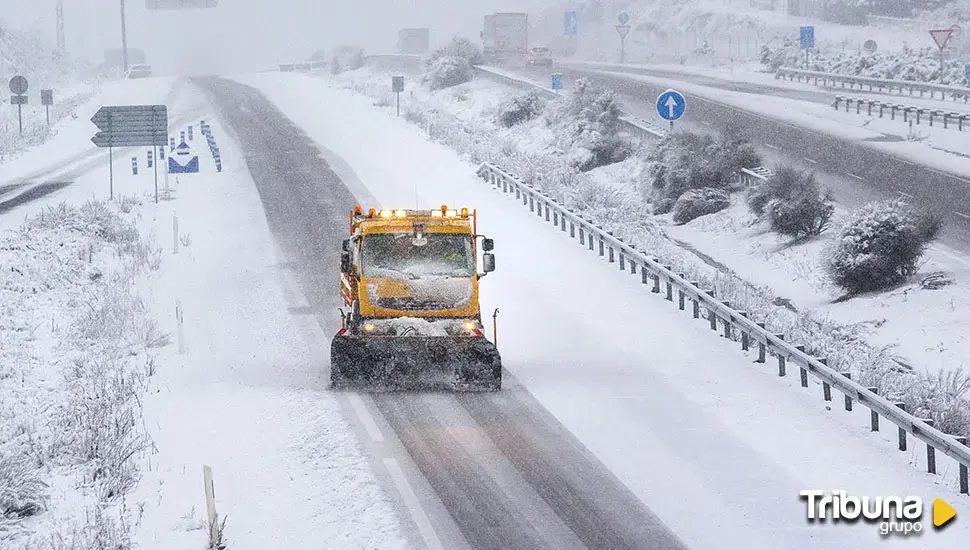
2, 0, 564, 75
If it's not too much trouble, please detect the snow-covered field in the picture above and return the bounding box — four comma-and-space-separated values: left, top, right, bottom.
1, 79, 406, 549
236, 69, 970, 548
329, 64, 970, 439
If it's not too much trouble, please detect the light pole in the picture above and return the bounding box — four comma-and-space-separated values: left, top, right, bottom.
120, 0, 129, 72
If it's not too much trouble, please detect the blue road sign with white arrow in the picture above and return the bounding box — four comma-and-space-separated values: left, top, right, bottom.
800, 26, 815, 49
564, 11, 578, 36
656, 89, 686, 121
618, 12, 629, 25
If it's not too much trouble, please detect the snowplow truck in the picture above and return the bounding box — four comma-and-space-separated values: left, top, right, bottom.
331, 205, 502, 391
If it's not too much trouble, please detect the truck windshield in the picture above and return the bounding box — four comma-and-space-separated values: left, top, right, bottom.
362, 233, 474, 279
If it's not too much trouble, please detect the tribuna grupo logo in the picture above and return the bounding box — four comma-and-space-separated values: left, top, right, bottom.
800, 490, 927, 536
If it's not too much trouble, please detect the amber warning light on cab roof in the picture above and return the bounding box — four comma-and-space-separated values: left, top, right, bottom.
352, 205, 471, 218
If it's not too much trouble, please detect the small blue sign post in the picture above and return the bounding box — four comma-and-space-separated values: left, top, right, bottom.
965, 63, 970, 82
564, 11, 578, 36
656, 89, 686, 131
618, 12, 630, 25
800, 26, 815, 69
552, 73, 563, 91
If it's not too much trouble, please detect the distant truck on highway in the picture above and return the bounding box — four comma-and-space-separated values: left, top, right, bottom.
397, 28, 430, 55
482, 13, 528, 65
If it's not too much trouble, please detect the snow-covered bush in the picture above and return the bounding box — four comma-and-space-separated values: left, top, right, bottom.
428, 36, 484, 66
748, 167, 834, 237
824, 199, 943, 294
497, 92, 544, 127
544, 78, 634, 171
672, 188, 731, 224
642, 132, 760, 213
423, 56, 474, 90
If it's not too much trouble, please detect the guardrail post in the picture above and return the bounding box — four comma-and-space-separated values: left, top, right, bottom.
795, 345, 808, 386
587, 226, 595, 250
560, 211, 567, 232
867, 387, 880, 431
921, 419, 936, 474
552, 209, 558, 225
739, 312, 749, 350
776, 335, 787, 376
599, 237, 605, 257
706, 291, 717, 330
819, 358, 832, 401
895, 402, 907, 451
841, 372, 852, 411
756, 323, 767, 363
664, 267, 674, 300
691, 282, 701, 317
619, 251, 625, 270
955, 436, 968, 494
678, 280, 686, 311
641, 265, 650, 285
544, 203, 550, 221
578, 224, 584, 244
721, 302, 732, 339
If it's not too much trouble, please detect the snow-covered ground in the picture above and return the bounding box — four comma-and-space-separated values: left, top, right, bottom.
236, 69, 970, 549
0, 79, 406, 548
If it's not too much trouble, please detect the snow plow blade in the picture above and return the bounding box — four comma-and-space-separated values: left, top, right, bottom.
330, 335, 502, 391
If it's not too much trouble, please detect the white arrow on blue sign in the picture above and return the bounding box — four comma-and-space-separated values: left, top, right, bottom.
564, 11, 578, 36
618, 12, 629, 25
656, 89, 686, 121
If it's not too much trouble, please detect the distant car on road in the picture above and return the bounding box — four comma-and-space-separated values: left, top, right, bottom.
125, 64, 153, 79
527, 46, 553, 68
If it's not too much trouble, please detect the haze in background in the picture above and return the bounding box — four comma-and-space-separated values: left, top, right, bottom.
1, 0, 560, 75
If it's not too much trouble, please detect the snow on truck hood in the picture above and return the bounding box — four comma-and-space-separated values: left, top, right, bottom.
365, 276, 474, 310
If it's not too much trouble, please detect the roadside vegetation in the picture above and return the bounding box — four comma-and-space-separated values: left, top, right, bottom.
1, 198, 163, 549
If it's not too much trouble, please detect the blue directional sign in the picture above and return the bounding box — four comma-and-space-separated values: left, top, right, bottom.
618, 12, 630, 25
800, 26, 815, 49
656, 89, 686, 121
564, 11, 578, 36
965, 63, 970, 81
552, 73, 563, 91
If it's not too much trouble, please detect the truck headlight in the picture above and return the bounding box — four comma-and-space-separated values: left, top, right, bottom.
363, 322, 375, 332
463, 320, 476, 331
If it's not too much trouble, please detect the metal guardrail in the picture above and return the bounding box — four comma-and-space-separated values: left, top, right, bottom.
475, 160, 970, 496
776, 67, 970, 102
832, 96, 970, 131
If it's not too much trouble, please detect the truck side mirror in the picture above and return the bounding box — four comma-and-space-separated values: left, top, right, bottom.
482, 253, 495, 273
341, 239, 350, 252
340, 252, 352, 274
482, 238, 494, 252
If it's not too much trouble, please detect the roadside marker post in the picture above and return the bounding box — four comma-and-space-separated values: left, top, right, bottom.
392, 76, 404, 116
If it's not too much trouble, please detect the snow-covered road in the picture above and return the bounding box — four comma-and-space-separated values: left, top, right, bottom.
226, 71, 970, 549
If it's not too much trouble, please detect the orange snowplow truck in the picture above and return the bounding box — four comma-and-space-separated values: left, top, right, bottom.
331, 205, 502, 391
